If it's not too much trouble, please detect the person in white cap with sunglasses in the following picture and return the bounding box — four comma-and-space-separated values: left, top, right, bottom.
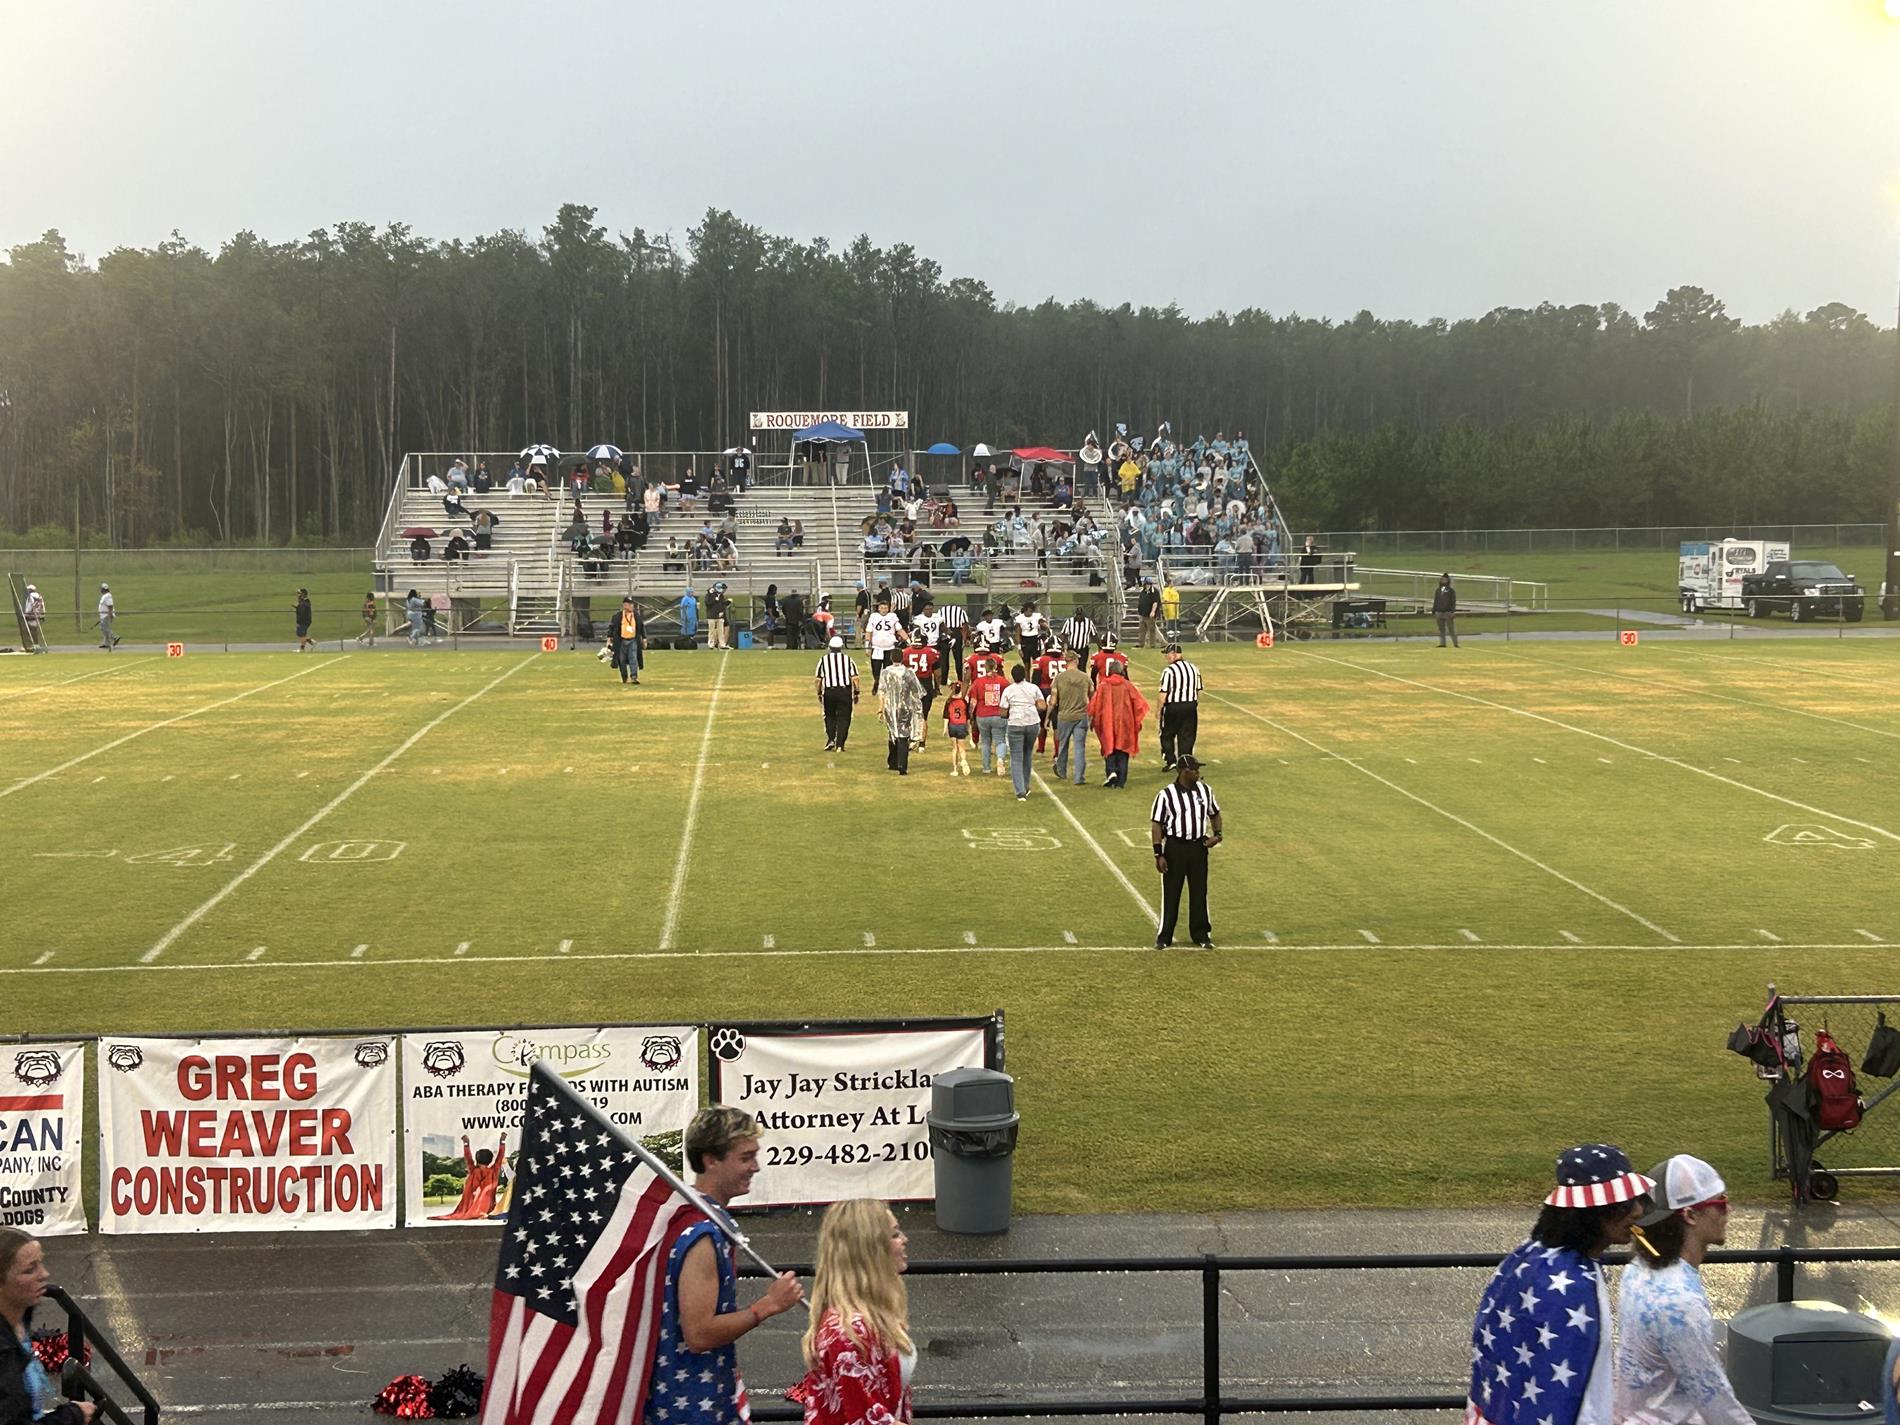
1467, 1143, 1654, 1425
1616, 1155, 1751, 1425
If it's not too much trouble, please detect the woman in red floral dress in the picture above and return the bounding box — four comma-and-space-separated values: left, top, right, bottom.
787, 1200, 913, 1425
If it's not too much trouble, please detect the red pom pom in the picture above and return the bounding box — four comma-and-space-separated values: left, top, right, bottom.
30, 1328, 88, 1373
372, 1374, 435, 1418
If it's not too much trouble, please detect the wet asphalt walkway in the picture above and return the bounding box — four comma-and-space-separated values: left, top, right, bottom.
45, 1201, 1900, 1421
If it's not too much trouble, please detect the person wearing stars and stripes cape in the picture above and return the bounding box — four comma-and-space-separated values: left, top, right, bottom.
1465, 1144, 1655, 1425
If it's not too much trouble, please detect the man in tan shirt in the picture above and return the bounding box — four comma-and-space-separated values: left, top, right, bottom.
1046, 661, 1094, 786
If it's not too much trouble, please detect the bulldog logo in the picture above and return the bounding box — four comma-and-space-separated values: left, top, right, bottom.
353, 1041, 389, 1069
708, 1028, 745, 1063
640, 1035, 682, 1073
106, 1045, 144, 1073
421, 1042, 465, 1079
13, 1050, 61, 1089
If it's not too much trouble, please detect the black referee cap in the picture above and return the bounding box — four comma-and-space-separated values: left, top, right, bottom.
1176, 754, 1202, 770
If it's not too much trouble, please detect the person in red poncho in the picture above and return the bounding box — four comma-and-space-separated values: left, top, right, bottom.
431, 1133, 507, 1220
788, 1199, 913, 1425
1088, 666, 1150, 789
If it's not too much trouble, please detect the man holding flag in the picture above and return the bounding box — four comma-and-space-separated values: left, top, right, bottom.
482, 1070, 802, 1425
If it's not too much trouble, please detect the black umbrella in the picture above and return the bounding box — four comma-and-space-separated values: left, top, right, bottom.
1766, 1073, 1817, 1205
939, 536, 973, 554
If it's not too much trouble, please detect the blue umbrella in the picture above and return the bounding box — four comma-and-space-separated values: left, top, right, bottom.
587, 443, 623, 463
925, 441, 961, 456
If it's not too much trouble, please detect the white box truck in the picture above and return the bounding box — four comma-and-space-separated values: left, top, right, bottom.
1679, 538, 1791, 613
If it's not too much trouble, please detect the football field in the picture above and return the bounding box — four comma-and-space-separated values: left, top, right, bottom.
5, 636, 1900, 1211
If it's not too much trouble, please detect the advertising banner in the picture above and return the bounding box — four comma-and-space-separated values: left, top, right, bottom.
399, 1026, 699, 1227
0, 1043, 86, 1236
748, 410, 910, 432
708, 1021, 990, 1207
99, 1035, 398, 1235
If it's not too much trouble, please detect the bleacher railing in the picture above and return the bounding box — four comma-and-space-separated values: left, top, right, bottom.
46, 1284, 160, 1425
734, 1243, 1900, 1422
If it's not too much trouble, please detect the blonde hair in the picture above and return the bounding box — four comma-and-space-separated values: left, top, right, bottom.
801, 1199, 911, 1367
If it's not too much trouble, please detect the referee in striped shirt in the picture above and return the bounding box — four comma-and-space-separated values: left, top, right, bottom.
1158, 643, 1203, 770
1060, 610, 1096, 657
1150, 755, 1221, 949
814, 636, 861, 751
939, 601, 970, 671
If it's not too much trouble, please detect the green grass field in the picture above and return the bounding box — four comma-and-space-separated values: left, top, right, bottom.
5, 638, 1900, 1212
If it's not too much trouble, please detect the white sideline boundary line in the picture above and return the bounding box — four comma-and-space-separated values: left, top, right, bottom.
0, 656, 159, 702
8, 939, 1893, 978
1292, 649, 1900, 847
1, 657, 342, 799
1481, 646, 1900, 744
1194, 683, 1680, 942
1029, 767, 1162, 929
140, 655, 539, 962
661, 651, 727, 952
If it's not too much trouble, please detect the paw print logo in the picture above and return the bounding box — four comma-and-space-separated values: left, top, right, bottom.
708, 1028, 746, 1063
422, 1042, 466, 1079
353, 1042, 389, 1069
106, 1045, 144, 1074
640, 1035, 682, 1073
14, 1050, 60, 1088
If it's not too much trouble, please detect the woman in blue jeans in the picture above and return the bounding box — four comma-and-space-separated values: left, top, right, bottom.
997, 665, 1047, 802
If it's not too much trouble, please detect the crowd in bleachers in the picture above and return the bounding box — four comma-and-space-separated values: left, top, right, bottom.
1094, 429, 1289, 585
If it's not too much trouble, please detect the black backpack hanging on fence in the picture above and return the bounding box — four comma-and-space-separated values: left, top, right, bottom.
1807, 1029, 1863, 1132
1864, 1012, 1900, 1078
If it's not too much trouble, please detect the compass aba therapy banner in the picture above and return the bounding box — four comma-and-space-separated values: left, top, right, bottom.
99, 1036, 398, 1234
398, 1026, 698, 1227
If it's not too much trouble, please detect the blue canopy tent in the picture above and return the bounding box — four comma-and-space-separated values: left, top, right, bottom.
792, 420, 869, 485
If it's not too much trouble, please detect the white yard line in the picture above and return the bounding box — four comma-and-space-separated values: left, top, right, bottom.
0, 656, 158, 702
1293, 649, 1900, 847
1, 657, 342, 799
1029, 767, 1161, 929
140, 655, 538, 962
19, 939, 1897, 978
660, 651, 728, 952
1197, 684, 1681, 942
1482, 646, 1900, 744
1659, 644, 1900, 689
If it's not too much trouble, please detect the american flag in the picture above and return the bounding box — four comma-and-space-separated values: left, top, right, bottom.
480, 1063, 703, 1425
1465, 1240, 1602, 1425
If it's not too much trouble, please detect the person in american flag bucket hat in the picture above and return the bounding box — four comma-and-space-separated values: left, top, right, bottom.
1465, 1145, 1655, 1425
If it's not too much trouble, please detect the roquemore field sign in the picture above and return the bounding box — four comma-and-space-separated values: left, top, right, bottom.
749, 410, 909, 431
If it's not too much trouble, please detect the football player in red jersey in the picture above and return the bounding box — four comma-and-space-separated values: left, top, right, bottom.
1031, 639, 1069, 753
900, 628, 942, 741
1090, 632, 1128, 689
964, 637, 1003, 689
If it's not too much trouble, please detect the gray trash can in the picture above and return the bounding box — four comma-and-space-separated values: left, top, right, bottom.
927, 1066, 1018, 1234
1725, 1300, 1891, 1425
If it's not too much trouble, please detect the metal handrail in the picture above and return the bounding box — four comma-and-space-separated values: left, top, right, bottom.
730, 1243, 1892, 1422
48, 1284, 160, 1425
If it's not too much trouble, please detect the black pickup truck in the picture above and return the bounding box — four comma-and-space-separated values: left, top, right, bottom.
1740, 560, 1865, 622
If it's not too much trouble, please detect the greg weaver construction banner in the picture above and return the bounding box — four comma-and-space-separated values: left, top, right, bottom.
708, 1022, 989, 1206
0, 1043, 87, 1236
398, 1026, 698, 1227
98, 1036, 398, 1234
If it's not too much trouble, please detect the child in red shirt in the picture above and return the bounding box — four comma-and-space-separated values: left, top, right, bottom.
942, 680, 972, 777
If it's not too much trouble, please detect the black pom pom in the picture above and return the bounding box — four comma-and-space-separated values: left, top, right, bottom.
429, 1363, 485, 1418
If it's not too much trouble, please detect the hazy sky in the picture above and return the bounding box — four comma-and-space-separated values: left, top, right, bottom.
4, 0, 1898, 325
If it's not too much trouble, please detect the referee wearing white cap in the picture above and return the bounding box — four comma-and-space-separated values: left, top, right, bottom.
1149, 755, 1220, 949
814, 636, 861, 752
1158, 643, 1202, 769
